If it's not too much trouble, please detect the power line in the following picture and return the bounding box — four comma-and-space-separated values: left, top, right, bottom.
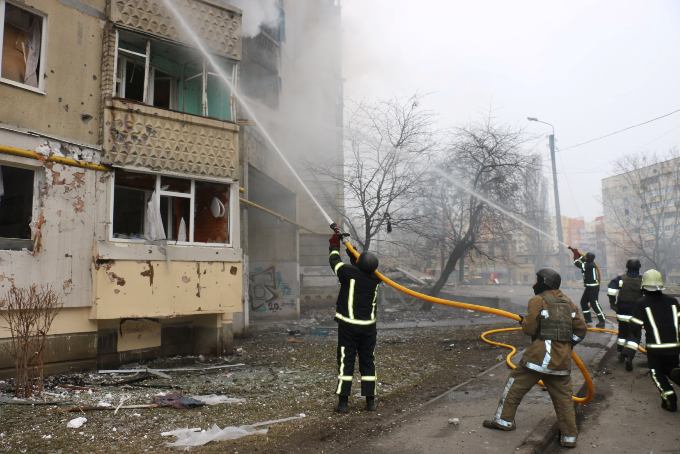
560, 107, 680, 151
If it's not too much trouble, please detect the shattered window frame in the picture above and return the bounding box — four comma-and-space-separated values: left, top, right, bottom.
110, 168, 234, 247
0, 160, 38, 251
0, 0, 48, 94
113, 28, 237, 122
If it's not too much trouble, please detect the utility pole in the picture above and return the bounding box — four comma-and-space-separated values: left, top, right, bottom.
549, 133, 567, 276
528, 117, 567, 276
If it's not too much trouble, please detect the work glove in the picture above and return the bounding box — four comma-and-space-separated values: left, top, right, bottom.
329, 233, 341, 251
568, 246, 581, 260
517, 315, 524, 325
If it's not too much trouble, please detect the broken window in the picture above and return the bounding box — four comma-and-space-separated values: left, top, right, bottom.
112, 169, 231, 245
114, 29, 236, 121
0, 2, 45, 90
0, 164, 34, 250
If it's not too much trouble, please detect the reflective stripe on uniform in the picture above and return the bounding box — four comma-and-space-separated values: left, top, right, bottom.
592, 299, 604, 316
646, 342, 680, 349
361, 376, 377, 381
335, 313, 377, 325
371, 287, 378, 321
607, 288, 619, 296
330, 250, 340, 257
630, 317, 644, 326
646, 307, 662, 344
571, 312, 576, 318
616, 338, 625, 346
348, 279, 356, 319
572, 334, 582, 343
673, 305, 679, 343
337, 375, 353, 381
662, 390, 676, 398
624, 341, 639, 350
542, 340, 552, 369
617, 314, 632, 322
337, 346, 346, 394
334, 262, 344, 274
561, 435, 577, 443
585, 283, 599, 287
494, 377, 515, 422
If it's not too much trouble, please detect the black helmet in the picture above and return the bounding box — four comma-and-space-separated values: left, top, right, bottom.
536, 268, 561, 290
357, 252, 379, 274
585, 252, 595, 262
626, 259, 641, 271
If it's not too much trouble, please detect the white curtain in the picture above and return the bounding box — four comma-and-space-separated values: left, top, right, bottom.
23, 18, 41, 87
144, 191, 166, 241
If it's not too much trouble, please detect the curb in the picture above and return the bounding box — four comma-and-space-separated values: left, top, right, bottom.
515, 323, 618, 454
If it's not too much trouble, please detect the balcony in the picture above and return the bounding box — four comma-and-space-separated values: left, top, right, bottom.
102, 98, 238, 179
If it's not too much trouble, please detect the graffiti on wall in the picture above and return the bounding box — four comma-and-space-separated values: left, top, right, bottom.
249, 265, 293, 313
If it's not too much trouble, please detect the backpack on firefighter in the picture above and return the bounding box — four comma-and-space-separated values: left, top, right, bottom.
538, 292, 574, 342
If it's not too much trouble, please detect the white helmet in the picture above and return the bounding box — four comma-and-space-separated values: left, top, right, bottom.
641, 269, 664, 292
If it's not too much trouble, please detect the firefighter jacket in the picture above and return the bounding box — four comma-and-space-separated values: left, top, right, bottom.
617, 275, 643, 306
519, 289, 588, 375
574, 256, 599, 287
607, 275, 622, 299
329, 249, 380, 327
631, 293, 680, 355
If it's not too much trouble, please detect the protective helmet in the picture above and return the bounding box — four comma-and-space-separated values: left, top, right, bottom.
625, 259, 641, 271
357, 252, 379, 274
536, 268, 561, 290
641, 269, 664, 291
584, 252, 595, 262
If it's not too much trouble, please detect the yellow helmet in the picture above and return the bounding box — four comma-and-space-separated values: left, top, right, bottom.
641, 269, 664, 291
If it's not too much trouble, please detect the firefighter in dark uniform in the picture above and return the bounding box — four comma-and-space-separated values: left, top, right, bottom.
609, 259, 643, 371
329, 233, 381, 413
630, 269, 680, 412
483, 268, 587, 448
570, 247, 605, 328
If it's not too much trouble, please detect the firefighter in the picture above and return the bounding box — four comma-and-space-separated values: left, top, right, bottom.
329, 233, 381, 413
611, 259, 643, 371
483, 268, 587, 448
630, 269, 680, 412
570, 247, 605, 328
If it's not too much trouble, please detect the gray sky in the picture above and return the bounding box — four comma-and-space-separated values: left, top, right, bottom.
342, 0, 680, 220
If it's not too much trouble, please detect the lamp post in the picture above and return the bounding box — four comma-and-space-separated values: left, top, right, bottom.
527, 117, 567, 275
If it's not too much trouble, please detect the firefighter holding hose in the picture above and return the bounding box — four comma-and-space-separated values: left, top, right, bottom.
570, 247, 606, 328
483, 268, 587, 448
329, 228, 381, 413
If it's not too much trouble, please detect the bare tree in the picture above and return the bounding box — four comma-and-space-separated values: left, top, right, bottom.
603, 150, 680, 273
320, 95, 436, 250
0, 285, 62, 398
411, 118, 532, 307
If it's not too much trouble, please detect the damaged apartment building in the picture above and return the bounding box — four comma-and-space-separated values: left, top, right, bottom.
0, 0, 244, 374
0, 0, 343, 375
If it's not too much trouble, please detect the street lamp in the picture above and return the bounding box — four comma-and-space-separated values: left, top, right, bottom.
527, 116, 567, 275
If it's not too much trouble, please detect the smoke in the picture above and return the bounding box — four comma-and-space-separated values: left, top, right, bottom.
230, 0, 281, 37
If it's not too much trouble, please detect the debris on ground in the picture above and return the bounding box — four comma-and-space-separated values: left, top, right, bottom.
67, 417, 87, 429
153, 393, 205, 409
161, 414, 306, 447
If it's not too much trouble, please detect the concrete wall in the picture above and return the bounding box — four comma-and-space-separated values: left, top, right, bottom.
0, 0, 106, 146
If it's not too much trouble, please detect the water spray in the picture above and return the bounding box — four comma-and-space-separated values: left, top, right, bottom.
162, 0, 334, 226
432, 168, 571, 249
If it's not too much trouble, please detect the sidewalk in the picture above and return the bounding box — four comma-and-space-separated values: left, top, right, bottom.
546, 347, 680, 453
358, 328, 616, 454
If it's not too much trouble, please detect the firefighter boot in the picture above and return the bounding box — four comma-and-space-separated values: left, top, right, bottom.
335, 395, 349, 414
482, 419, 516, 431
560, 434, 577, 448
624, 352, 633, 372
366, 396, 377, 411
661, 395, 677, 412
595, 317, 605, 329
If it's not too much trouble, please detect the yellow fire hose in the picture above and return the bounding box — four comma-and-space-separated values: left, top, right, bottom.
344, 240, 642, 405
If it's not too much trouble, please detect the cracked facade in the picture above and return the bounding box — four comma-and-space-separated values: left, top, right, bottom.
0, 0, 342, 374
